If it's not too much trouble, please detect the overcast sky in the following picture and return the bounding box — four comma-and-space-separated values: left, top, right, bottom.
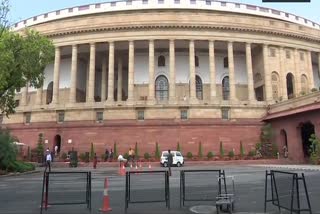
8, 0, 319, 24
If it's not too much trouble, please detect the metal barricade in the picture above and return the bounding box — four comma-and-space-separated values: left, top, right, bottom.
125, 170, 170, 213
180, 169, 226, 207
264, 170, 312, 214
40, 171, 91, 214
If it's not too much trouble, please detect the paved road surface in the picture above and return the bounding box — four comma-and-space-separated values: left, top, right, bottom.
0, 165, 319, 214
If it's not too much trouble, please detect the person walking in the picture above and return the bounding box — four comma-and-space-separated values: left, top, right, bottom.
128, 148, 134, 166
105, 149, 109, 162
93, 153, 98, 169
45, 149, 52, 172
109, 149, 114, 162
167, 150, 173, 176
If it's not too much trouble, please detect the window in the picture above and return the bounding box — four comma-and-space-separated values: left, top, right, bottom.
25, 112, 31, 124
271, 72, 279, 99
176, 152, 182, 157
301, 75, 308, 93
181, 110, 188, 120
190, 0, 196, 4
158, 55, 165, 67
137, 110, 144, 120
0, 115, 3, 124
126, 0, 132, 5
158, 0, 164, 4
221, 2, 226, 6
46, 81, 53, 104
143, 0, 148, 4
222, 76, 230, 100
206, 0, 211, 5
56, 10, 60, 15
195, 56, 199, 67
95, 4, 101, 8
269, 48, 276, 57
300, 52, 304, 61
286, 50, 291, 59
44, 14, 48, 18
79, 5, 90, 10
221, 108, 230, 120
155, 75, 169, 101
235, 3, 240, 8
96, 112, 103, 122
15, 100, 20, 107
57, 111, 65, 123
175, 0, 180, 3
33, 17, 37, 21
68, 8, 73, 13
111, 2, 116, 6
223, 57, 228, 68
196, 75, 203, 100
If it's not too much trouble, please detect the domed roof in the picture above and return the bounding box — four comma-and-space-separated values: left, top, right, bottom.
13, 0, 320, 31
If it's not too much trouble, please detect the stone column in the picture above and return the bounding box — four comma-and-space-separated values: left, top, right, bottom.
87, 43, 96, 103
209, 40, 216, 101
148, 40, 155, 103
279, 47, 288, 100
263, 44, 272, 101
169, 39, 176, 102
20, 84, 28, 106
318, 53, 320, 80
246, 43, 255, 102
189, 40, 196, 101
52, 47, 61, 104
127, 41, 135, 103
306, 50, 315, 90
101, 58, 107, 102
228, 41, 236, 101
69, 45, 78, 103
294, 49, 302, 95
35, 87, 43, 105
117, 57, 123, 102
107, 42, 115, 103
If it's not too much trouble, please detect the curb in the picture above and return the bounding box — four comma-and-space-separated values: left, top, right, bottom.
251, 165, 320, 171
0, 170, 41, 178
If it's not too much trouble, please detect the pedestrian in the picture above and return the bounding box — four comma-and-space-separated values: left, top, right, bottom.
45, 149, 52, 172
128, 148, 133, 165
109, 149, 113, 162
118, 154, 128, 167
54, 145, 58, 156
167, 150, 173, 176
283, 145, 288, 158
93, 153, 98, 169
105, 148, 109, 162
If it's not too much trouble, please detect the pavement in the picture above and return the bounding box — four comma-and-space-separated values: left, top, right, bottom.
0, 164, 320, 214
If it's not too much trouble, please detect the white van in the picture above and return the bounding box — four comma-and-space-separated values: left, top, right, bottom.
160, 151, 184, 167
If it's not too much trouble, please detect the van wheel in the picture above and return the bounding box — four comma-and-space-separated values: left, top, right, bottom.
177, 162, 182, 167
164, 162, 168, 167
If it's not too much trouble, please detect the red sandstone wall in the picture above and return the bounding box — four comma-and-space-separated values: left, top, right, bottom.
5, 119, 263, 158
266, 110, 320, 162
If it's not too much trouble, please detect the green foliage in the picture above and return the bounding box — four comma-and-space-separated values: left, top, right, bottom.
177, 142, 181, 152
144, 152, 151, 160
228, 150, 235, 158
155, 142, 160, 159
309, 134, 320, 165
220, 141, 225, 157
69, 151, 78, 167
113, 142, 118, 160
27, 146, 31, 161
0, 129, 17, 171
198, 141, 203, 158
240, 141, 245, 157
259, 123, 277, 158
90, 143, 95, 161
7, 161, 35, 173
272, 143, 279, 157
123, 152, 129, 160
248, 150, 256, 157
36, 133, 44, 159
187, 152, 193, 159
0, 29, 55, 115
134, 142, 139, 159
79, 153, 87, 162
207, 151, 215, 159
60, 152, 67, 161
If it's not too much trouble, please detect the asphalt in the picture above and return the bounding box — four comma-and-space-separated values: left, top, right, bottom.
0, 165, 320, 214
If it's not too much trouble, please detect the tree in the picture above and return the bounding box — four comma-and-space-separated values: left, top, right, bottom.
113, 142, 118, 160
240, 141, 245, 158
198, 141, 203, 158
134, 142, 139, 159
220, 141, 225, 157
0, 0, 55, 116
155, 142, 160, 160
90, 143, 95, 161
0, 129, 17, 171
176, 142, 181, 152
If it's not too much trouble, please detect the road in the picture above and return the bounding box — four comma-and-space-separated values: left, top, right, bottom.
0, 165, 320, 214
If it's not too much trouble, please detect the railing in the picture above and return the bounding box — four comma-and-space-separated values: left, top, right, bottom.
13, 0, 320, 31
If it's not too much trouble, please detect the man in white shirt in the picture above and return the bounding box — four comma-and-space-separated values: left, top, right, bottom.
118, 154, 127, 167
45, 149, 52, 172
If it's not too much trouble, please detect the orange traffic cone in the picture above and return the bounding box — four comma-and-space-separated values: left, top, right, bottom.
119, 163, 126, 176
99, 178, 112, 212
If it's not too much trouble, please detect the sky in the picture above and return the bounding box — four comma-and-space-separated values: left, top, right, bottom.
7, 0, 319, 25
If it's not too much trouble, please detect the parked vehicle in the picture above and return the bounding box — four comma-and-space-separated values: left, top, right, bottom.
160, 151, 184, 167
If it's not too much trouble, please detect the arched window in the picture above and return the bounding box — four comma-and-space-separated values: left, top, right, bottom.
222, 76, 230, 100
223, 57, 228, 68
46, 81, 53, 104
196, 75, 203, 100
301, 74, 308, 94
271, 72, 280, 100
158, 55, 165, 67
286, 73, 295, 99
155, 75, 169, 101
195, 56, 199, 67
